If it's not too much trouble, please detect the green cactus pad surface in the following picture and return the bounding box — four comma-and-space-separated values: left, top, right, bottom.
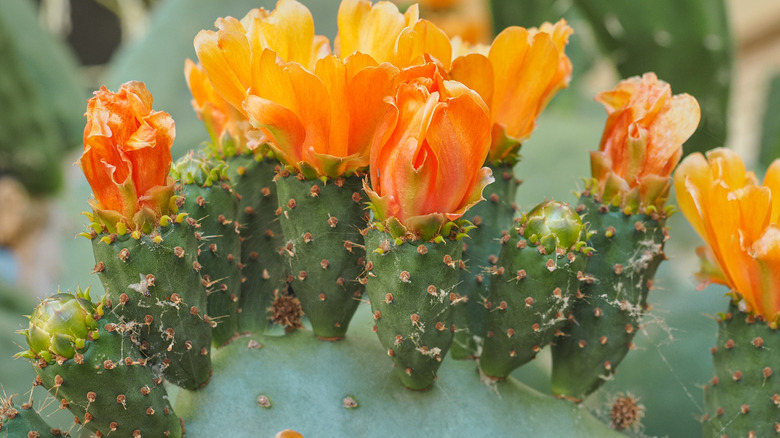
703, 303, 780, 437
91, 222, 212, 390
551, 193, 666, 401
173, 153, 242, 347
30, 311, 182, 438
364, 229, 465, 390
0, 396, 63, 437
275, 173, 367, 340
173, 313, 626, 437
224, 153, 287, 335
480, 201, 588, 379
453, 164, 519, 359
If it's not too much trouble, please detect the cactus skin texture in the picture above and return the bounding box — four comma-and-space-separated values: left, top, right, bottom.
223, 152, 287, 335
551, 192, 666, 400
276, 172, 367, 340
0, 395, 65, 437
90, 220, 212, 390
364, 228, 465, 390
479, 201, 588, 379
452, 164, 519, 359
702, 303, 780, 437
20, 292, 182, 437
173, 153, 242, 347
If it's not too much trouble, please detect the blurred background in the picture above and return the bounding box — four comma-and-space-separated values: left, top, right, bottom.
0, 0, 778, 436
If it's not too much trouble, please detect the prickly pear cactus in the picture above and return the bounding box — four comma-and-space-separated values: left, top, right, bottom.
0, 395, 66, 437
222, 152, 288, 335
17, 290, 183, 437
452, 164, 520, 359
479, 201, 589, 379
364, 227, 466, 390
172, 153, 242, 347
551, 191, 667, 400
89, 217, 213, 390
702, 303, 780, 437
275, 172, 368, 340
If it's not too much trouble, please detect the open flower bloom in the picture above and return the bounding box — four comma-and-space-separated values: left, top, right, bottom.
79, 82, 175, 233
365, 63, 493, 240
194, 0, 330, 115
590, 73, 700, 210
243, 49, 399, 179
185, 59, 262, 157
674, 148, 780, 326
449, 20, 573, 164
336, 0, 451, 69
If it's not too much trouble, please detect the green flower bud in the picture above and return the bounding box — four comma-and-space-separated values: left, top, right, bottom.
522, 201, 584, 253
19, 288, 102, 362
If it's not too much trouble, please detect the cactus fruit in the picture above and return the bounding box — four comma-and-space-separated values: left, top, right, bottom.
89, 217, 213, 390
452, 164, 520, 359
550, 191, 667, 400
702, 304, 780, 437
0, 395, 67, 437
364, 226, 469, 390
17, 290, 183, 437
275, 172, 367, 340
479, 201, 590, 379
223, 152, 288, 335
172, 153, 242, 347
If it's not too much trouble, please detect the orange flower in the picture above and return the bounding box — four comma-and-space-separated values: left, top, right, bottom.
185, 59, 261, 157
243, 49, 398, 178
449, 20, 573, 163
194, 0, 330, 114
674, 148, 780, 326
79, 82, 175, 232
336, 0, 451, 69
365, 63, 493, 240
590, 73, 700, 209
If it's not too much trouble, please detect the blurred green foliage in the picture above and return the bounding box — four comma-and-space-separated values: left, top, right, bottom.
0, 0, 86, 195
758, 72, 780, 168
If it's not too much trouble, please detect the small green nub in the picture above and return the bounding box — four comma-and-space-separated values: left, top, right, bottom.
171, 151, 229, 188
20, 288, 103, 361
522, 201, 583, 253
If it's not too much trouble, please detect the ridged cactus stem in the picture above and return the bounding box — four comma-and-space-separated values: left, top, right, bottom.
223, 151, 287, 335
173, 153, 242, 347
275, 171, 368, 340
479, 201, 589, 379
452, 163, 520, 359
364, 228, 466, 390
90, 218, 212, 390
702, 303, 780, 436
551, 192, 667, 401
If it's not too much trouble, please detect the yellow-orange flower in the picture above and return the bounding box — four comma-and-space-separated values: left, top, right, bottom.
336, 0, 451, 69
243, 49, 398, 179
449, 20, 573, 163
365, 63, 493, 240
674, 148, 780, 326
590, 73, 700, 209
185, 59, 261, 157
194, 0, 330, 114
79, 82, 175, 232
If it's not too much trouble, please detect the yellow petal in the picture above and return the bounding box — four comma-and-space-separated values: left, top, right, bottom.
194, 29, 251, 113
336, 0, 411, 62
752, 224, 780, 322
673, 152, 711, 239
762, 159, 780, 223
449, 53, 494, 113
394, 20, 452, 69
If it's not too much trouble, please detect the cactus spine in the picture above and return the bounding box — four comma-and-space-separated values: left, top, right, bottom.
702, 303, 780, 436
275, 172, 367, 339
364, 227, 467, 390
18, 290, 183, 437
90, 217, 213, 390
222, 151, 287, 335
452, 164, 519, 359
172, 153, 242, 347
479, 201, 589, 379
0, 395, 66, 437
551, 191, 667, 400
